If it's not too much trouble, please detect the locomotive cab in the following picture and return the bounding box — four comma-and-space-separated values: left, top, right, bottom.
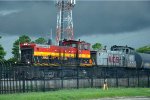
62, 40, 78, 48
62, 39, 92, 66
61, 39, 92, 66
62, 39, 90, 51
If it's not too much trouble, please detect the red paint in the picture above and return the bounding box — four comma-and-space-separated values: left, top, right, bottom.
20, 40, 90, 58
109, 56, 120, 63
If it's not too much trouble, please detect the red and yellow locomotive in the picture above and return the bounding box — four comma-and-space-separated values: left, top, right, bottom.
20, 39, 93, 67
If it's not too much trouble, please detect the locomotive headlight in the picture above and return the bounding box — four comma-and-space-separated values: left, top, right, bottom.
83, 70, 86, 74
27, 61, 30, 64
24, 43, 28, 45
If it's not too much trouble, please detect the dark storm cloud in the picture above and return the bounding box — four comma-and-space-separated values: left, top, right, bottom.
0, 1, 56, 37
0, 1, 150, 38
73, 1, 150, 36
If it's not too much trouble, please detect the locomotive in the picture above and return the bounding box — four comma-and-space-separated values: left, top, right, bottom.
91, 45, 137, 68
91, 45, 150, 69
20, 39, 93, 67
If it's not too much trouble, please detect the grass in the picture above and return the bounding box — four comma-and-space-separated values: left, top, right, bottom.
0, 88, 150, 100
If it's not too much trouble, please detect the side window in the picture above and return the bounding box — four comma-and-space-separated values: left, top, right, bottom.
72, 43, 77, 48
126, 49, 129, 54
84, 45, 88, 50
78, 44, 82, 49
81, 44, 84, 49
66, 44, 71, 47
84, 44, 90, 50
78, 43, 90, 50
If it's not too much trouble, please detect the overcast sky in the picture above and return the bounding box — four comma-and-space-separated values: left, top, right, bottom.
0, 0, 150, 59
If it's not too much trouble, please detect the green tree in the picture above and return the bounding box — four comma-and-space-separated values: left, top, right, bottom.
12, 35, 31, 61
34, 37, 47, 44
0, 36, 6, 60
136, 45, 150, 53
0, 45, 6, 60
7, 57, 16, 63
92, 43, 102, 50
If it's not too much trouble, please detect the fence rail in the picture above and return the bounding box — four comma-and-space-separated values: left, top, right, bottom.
0, 61, 150, 94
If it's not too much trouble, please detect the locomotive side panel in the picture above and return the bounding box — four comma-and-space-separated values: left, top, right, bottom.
96, 50, 123, 67
96, 50, 136, 68
126, 54, 136, 68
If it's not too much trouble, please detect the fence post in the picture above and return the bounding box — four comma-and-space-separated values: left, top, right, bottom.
127, 74, 130, 87
43, 69, 45, 92
30, 68, 33, 92
16, 66, 18, 93
8, 62, 11, 93
116, 68, 118, 88
137, 69, 139, 87
91, 67, 94, 88
5, 61, 9, 93
0, 61, 2, 94
12, 65, 15, 93
77, 66, 79, 89
22, 71, 25, 93
148, 70, 150, 87
12, 63, 15, 93
4, 62, 6, 94
61, 67, 63, 89
18, 68, 21, 92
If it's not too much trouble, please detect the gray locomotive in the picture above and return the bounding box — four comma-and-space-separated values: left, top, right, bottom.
91, 45, 150, 69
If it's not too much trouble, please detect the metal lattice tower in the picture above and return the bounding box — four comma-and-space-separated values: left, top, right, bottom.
56, 0, 76, 45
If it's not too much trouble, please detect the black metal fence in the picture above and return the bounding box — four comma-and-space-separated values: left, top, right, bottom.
0, 61, 150, 94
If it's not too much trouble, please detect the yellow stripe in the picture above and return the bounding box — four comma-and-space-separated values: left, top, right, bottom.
34, 52, 90, 58
34, 52, 76, 58
79, 54, 90, 58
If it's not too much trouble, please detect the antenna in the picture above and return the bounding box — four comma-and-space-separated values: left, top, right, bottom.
56, 0, 76, 45
51, 28, 53, 40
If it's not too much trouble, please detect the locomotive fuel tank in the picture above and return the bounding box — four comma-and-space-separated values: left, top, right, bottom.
137, 53, 150, 69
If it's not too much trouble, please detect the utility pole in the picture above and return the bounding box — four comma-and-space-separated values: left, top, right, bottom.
56, 0, 76, 45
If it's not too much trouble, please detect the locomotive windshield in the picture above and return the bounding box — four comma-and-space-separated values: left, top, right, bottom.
64, 43, 77, 48
72, 43, 77, 48
21, 48, 33, 64
84, 44, 90, 50
20, 43, 35, 64
78, 43, 90, 50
